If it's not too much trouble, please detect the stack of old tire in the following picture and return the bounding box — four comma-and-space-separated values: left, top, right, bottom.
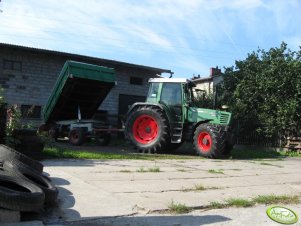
13, 128, 45, 160
0, 144, 58, 213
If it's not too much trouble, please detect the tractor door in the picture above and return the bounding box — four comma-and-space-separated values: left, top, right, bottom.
160, 83, 183, 122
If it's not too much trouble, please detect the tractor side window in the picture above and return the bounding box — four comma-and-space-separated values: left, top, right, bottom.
161, 83, 182, 106
147, 83, 159, 98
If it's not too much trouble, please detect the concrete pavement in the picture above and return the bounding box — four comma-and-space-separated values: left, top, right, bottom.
42, 157, 301, 225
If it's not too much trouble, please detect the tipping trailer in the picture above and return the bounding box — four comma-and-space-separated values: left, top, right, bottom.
40, 60, 119, 145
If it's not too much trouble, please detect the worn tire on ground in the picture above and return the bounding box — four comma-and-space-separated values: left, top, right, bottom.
0, 144, 43, 173
125, 106, 169, 153
0, 169, 44, 211
3, 159, 58, 206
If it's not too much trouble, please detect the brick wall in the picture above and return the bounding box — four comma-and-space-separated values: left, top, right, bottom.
0, 45, 160, 127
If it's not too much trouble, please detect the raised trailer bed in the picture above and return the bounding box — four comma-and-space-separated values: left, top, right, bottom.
40, 61, 120, 145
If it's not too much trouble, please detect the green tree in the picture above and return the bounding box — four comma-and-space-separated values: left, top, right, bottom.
220, 42, 301, 137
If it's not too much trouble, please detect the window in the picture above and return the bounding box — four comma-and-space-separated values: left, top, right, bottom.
130, 77, 143, 85
3, 60, 22, 71
21, 105, 41, 119
161, 83, 182, 106
147, 83, 159, 99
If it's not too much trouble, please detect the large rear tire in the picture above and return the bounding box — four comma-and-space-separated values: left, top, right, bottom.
125, 106, 169, 153
193, 124, 226, 158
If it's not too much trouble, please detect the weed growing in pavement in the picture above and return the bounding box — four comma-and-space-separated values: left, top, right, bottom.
253, 194, 299, 205
226, 198, 255, 207
148, 166, 161, 172
259, 162, 283, 168
168, 201, 192, 214
208, 201, 227, 209
177, 168, 186, 172
136, 166, 161, 173
120, 170, 132, 173
194, 184, 206, 191
208, 169, 224, 174
208, 194, 300, 210
136, 167, 147, 173
182, 184, 221, 192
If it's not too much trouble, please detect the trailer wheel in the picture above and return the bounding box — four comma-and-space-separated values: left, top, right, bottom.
69, 128, 85, 146
193, 124, 226, 158
125, 106, 169, 153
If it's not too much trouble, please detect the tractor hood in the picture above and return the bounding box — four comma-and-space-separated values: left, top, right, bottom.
187, 107, 231, 125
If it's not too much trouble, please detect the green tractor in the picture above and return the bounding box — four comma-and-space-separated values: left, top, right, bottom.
124, 78, 233, 158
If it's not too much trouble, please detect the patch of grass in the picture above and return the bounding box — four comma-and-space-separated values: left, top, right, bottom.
259, 162, 283, 168
43, 147, 197, 160
231, 169, 242, 171
226, 198, 255, 207
177, 168, 186, 172
208, 169, 224, 174
148, 166, 161, 172
208, 201, 227, 209
231, 148, 301, 159
208, 194, 300, 210
253, 194, 300, 205
120, 169, 132, 173
136, 166, 161, 173
182, 184, 221, 192
136, 167, 147, 173
168, 201, 192, 214
194, 184, 206, 191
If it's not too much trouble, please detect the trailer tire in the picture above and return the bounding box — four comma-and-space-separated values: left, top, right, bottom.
69, 128, 85, 146
0, 145, 43, 173
0, 170, 45, 212
3, 159, 58, 206
193, 124, 226, 158
125, 106, 169, 154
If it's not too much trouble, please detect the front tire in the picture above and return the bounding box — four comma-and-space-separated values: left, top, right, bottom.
125, 106, 169, 153
193, 124, 226, 158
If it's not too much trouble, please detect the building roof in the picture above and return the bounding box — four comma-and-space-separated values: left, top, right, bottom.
149, 78, 188, 83
191, 76, 214, 83
0, 43, 172, 74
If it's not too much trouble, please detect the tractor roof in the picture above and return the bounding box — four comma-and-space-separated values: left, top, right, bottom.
148, 78, 188, 83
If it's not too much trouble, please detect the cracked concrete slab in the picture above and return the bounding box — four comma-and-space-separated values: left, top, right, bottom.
42, 157, 301, 223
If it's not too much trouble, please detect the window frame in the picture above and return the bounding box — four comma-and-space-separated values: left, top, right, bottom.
129, 76, 143, 85
3, 59, 22, 71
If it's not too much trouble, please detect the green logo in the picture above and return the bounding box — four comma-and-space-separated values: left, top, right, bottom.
267, 206, 298, 224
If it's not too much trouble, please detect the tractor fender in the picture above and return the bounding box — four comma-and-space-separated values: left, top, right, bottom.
125, 102, 173, 134
126, 102, 163, 115
189, 120, 212, 140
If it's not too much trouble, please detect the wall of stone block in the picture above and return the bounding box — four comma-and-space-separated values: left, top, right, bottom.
0, 46, 159, 127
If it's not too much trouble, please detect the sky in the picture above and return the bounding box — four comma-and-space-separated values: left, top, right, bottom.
0, 0, 300, 78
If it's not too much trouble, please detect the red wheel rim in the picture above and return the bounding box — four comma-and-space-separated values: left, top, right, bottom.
197, 132, 212, 152
132, 115, 158, 144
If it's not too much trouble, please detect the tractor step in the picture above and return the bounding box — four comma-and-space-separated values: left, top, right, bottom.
171, 122, 183, 143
